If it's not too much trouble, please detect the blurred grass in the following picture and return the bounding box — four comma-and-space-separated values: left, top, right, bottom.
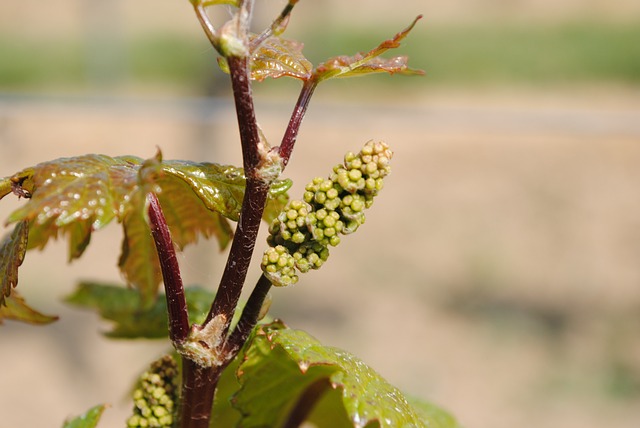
1, 21, 639, 91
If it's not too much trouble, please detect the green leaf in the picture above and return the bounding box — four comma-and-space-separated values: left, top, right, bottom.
406, 397, 460, 428
62, 404, 107, 428
2, 153, 290, 307
0, 220, 28, 306
313, 15, 425, 83
210, 353, 243, 428
0, 291, 58, 325
65, 282, 216, 339
234, 320, 455, 428
263, 183, 291, 225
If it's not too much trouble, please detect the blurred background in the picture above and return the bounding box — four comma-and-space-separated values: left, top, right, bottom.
1, 0, 640, 427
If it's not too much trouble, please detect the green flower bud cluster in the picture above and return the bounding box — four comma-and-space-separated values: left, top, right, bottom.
262, 141, 392, 286
127, 355, 178, 428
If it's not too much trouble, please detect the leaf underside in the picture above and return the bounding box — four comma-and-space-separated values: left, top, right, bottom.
65, 282, 217, 338
0, 153, 290, 310
0, 220, 28, 306
0, 291, 58, 325
234, 320, 459, 428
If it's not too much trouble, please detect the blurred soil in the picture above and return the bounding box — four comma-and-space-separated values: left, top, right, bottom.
1, 87, 640, 427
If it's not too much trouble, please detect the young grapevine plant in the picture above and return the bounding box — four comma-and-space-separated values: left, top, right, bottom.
0, 1, 459, 427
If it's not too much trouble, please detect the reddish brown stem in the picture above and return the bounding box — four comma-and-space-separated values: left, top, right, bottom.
204, 55, 270, 333
178, 360, 220, 428
183, 4, 308, 428
225, 273, 272, 354
229, 55, 262, 174
279, 79, 317, 169
147, 192, 189, 343
205, 178, 269, 329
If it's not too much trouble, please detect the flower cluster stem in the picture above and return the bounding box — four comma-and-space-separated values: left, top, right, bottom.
225, 273, 272, 354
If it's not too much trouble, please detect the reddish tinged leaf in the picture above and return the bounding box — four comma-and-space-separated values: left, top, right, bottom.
251, 37, 312, 82
7, 155, 133, 258
220, 36, 313, 82
0, 291, 58, 325
1, 153, 290, 308
313, 15, 424, 82
217, 15, 422, 84
0, 220, 28, 306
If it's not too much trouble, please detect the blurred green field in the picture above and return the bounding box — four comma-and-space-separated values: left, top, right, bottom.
1, 21, 639, 91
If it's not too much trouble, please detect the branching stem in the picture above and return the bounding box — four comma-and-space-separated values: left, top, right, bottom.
251, 0, 299, 50
225, 273, 272, 354
182, 3, 312, 427
192, 3, 218, 47
279, 78, 317, 169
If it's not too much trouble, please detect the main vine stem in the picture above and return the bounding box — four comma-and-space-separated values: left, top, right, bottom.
167, 2, 315, 426
174, 53, 269, 428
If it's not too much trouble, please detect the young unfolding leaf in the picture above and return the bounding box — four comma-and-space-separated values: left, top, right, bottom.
216, 15, 422, 85
234, 320, 458, 428
313, 15, 424, 82
250, 36, 312, 82
1, 153, 290, 308
0, 220, 28, 305
62, 404, 107, 428
218, 36, 312, 82
0, 291, 58, 325
65, 282, 216, 339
